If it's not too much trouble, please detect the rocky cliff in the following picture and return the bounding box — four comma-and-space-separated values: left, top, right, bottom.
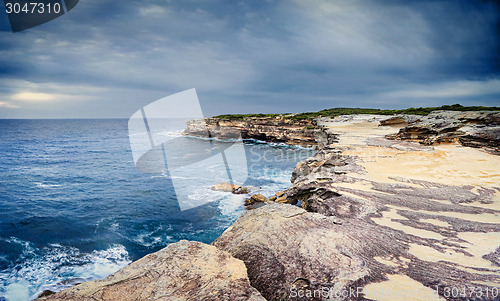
183, 116, 319, 148
387, 110, 500, 154
183, 111, 500, 154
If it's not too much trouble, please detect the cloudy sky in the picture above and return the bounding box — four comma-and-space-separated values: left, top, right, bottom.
0, 0, 498, 118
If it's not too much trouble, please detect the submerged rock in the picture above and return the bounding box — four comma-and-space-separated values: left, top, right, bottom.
38, 240, 265, 301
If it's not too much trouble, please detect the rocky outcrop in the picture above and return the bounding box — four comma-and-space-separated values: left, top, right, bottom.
211, 182, 242, 192
38, 240, 265, 301
183, 116, 319, 147
387, 110, 500, 154
213, 149, 500, 300
379, 114, 421, 126
244, 194, 268, 206
213, 116, 500, 300
213, 204, 370, 300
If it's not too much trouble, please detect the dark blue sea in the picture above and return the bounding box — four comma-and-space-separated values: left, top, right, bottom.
0, 119, 315, 300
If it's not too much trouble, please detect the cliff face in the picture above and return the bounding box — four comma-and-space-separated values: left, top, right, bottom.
387, 110, 500, 154
183, 111, 500, 154
183, 117, 319, 148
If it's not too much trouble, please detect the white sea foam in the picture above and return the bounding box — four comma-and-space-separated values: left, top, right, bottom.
34, 183, 62, 189
187, 186, 226, 204
150, 173, 197, 180
217, 194, 246, 218
128, 224, 173, 248
157, 130, 183, 138
0, 238, 131, 301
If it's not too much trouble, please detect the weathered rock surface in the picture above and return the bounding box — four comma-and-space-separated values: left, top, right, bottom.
379, 114, 421, 126
214, 117, 500, 300
214, 204, 370, 300
245, 194, 268, 206
387, 110, 500, 154
38, 240, 265, 301
215, 155, 500, 300
212, 182, 242, 192
183, 116, 319, 147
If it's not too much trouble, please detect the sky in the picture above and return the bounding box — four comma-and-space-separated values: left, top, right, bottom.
0, 0, 499, 118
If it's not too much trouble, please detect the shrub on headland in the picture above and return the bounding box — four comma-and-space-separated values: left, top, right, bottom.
212, 104, 500, 121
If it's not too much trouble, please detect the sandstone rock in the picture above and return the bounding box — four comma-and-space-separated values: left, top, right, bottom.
389, 110, 500, 153
279, 139, 500, 300
37, 290, 55, 298
211, 182, 242, 192
39, 240, 265, 301
183, 117, 318, 147
379, 115, 421, 126
213, 204, 373, 300
459, 125, 500, 155
275, 196, 295, 204
216, 186, 500, 300
276, 191, 285, 197
245, 194, 268, 206
290, 149, 363, 184
269, 196, 277, 202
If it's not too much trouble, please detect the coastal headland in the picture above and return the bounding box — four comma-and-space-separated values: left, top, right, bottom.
40, 107, 500, 301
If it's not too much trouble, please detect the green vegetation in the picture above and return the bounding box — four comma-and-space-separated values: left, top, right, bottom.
212, 113, 282, 120
287, 104, 500, 120
213, 104, 500, 121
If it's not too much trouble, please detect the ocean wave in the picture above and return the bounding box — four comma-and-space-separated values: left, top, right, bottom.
217, 194, 246, 218
34, 183, 62, 189
127, 224, 173, 248
183, 135, 243, 144
157, 131, 183, 138
0, 237, 130, 301
150, 172, 197, 180
244, 138, 316, 150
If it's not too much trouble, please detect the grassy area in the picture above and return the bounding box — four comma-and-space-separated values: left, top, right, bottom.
212, 113, 282, 120
213, 104, 500, 120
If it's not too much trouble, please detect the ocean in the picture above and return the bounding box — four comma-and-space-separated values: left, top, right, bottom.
0, 119, 315, 300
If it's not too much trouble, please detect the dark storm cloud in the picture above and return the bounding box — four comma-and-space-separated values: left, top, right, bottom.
0, 0, 498, 118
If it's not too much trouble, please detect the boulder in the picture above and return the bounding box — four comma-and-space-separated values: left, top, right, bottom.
213, 205, 372, 300
211, 182, 242, 192
388, 110, 500, 153
379, 115, 421, 126
244, 194, 268, 206
275, 196, 295, 204
38, 240, 265, 301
